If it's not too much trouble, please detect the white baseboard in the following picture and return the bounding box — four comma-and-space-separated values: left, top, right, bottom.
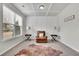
0, 36, 25, 55
59, 40, 79, 53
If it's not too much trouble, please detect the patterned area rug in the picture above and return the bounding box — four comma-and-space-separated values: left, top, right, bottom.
15, 44, 63, 56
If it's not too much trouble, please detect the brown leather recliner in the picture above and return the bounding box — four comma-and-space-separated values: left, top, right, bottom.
36, 31, 48, 43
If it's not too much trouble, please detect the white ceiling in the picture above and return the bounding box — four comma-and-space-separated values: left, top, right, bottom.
13, 3, 69, 16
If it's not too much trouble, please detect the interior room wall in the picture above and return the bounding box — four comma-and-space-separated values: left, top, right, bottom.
58, 3, 79, 52
26, 16, 59, 39
0, 3, 26, 55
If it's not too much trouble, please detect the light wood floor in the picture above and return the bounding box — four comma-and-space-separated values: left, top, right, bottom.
2, 39, 79, 56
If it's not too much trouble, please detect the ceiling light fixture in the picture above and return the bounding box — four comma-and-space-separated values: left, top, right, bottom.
39, 5, 44, 10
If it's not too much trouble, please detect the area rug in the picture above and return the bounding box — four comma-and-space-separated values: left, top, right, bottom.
15, 44, 63, 56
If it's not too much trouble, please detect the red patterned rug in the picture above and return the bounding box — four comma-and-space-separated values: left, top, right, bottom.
15, 44, 63, 56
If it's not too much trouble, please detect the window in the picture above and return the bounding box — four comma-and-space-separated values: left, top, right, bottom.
3, 5, 22, 40
14, 14, 22, 36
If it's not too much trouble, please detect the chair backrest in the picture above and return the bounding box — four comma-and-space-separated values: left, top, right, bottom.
37, 31, 46, 37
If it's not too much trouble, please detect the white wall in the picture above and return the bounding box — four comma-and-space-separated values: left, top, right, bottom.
58, 4, 79, 52
0, 3, 26, 55
26, 16, 59, 39
0, 3, 3, 40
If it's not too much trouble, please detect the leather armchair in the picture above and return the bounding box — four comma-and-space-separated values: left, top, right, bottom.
36, 31, 48, 43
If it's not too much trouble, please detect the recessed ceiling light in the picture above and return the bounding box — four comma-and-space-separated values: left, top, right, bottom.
39, 5, 44, 10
